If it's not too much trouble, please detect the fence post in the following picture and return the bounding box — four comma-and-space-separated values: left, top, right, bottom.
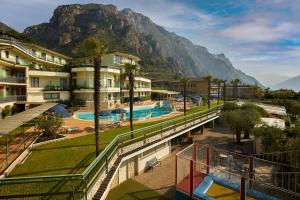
249, 156, 254, 189
189, 159, 194, 197
175, 155, 177, 185
240, 173, 246, 200
206, 145, 210, 174
105, 155, 108, 174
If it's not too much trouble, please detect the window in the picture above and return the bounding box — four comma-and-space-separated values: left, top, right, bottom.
107, 79, 112, 87
16, 56, 19, 64
30, 77, 39, 87
60, 78, 68, 89
31, 49, 36, 56
44, 93, 60, 100
108, 93, 112, 100
41, 52, 46, 60
128, 58, 132, 64
5, 51, 9, 59
113, 55, 122, 64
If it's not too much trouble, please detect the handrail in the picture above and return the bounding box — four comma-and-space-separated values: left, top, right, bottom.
0, 105, 222, 199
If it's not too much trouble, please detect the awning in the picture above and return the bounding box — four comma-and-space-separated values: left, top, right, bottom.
151, 90, 180, 95
0, 103, 57, 135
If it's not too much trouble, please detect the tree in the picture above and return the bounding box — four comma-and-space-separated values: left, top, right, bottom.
221, 108, 262, 143
223, 102, 239, 111
36, 113, 63, 137
222, 80, 227, 103
124, 63, 139, 136
249, 85, 264, 99
231, 79, 240, 100
1, 105, 11, 119
252, 125, 286, 152
204, 75, 213, 109
214, 79, 223, 105
119, 72, 127, 103
180, 77, 189, 115
80, 37, 107, 156
240, 103, 269, 117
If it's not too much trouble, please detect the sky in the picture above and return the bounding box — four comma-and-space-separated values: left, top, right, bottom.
1, 0, 300, 86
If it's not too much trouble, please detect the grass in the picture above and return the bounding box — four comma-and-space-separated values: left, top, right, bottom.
206, 183, 255, 200
9, 102, 222, 177
106, 179, 169, 200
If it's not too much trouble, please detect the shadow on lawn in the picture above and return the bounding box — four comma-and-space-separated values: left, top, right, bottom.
11, 151, 95, 177
33, 142, 109, 151
116, 186, 172, 200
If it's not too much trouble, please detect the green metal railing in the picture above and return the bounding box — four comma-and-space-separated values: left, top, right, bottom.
0, 105, 222, 199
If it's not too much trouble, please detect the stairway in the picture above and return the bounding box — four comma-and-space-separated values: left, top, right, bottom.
92, 156, 123, 200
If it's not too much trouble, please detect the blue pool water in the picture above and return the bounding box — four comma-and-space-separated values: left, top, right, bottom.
75, 104, 174, 121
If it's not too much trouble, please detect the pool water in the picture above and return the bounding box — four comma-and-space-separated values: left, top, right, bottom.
75, 105, 174, 122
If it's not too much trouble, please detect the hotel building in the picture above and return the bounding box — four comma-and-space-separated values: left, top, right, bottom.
71, 52, 151, 108
0, 32, 151, 113
0, 32, 70, 112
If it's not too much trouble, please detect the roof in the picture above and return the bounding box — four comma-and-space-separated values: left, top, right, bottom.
108, 51, 141, 61
260, 118, 286, 130
151, 89, 180, 95
0, 103, 57, 135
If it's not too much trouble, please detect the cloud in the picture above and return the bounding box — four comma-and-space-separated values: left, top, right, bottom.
221, 19, 295, 42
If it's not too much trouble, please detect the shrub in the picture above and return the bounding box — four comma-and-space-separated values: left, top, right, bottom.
1, 105, 11, 118
36, 113, 63, 137
222, 102, 239, 111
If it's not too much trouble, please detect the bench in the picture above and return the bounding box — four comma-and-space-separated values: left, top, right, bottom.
146, 157, 161, 171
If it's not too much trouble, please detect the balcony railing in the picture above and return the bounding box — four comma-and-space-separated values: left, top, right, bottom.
0, 76, 26, 84
0, 34, 64, 65
0, 95, 26, 103
43, 85, 69, 91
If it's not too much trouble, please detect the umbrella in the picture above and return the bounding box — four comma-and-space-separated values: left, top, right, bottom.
99, 110, 111, 116
111, 108, 127, 114
47, 104, 72, 117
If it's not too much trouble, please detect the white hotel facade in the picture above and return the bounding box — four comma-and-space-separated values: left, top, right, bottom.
0, 31, 151, 112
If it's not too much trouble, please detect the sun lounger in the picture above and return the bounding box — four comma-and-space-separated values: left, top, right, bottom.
64, 126, 80, 133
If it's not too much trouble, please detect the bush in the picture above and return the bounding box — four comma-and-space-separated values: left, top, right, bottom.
222, 102, 239, 111
1, 105, 11, 118
240, 103, 269, 117
36, 113, 63, 137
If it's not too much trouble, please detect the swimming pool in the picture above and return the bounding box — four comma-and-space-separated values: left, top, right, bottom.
75, 104, 174, 121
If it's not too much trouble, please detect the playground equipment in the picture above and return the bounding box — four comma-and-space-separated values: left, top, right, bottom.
176, 144, 300, 200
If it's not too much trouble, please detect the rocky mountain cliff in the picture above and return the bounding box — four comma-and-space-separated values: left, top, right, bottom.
23, 3, 261, 85
0, 21, 13, 31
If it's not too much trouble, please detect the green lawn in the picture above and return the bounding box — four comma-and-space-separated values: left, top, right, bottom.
106, 179, 169, 200
9, 103, 221, 177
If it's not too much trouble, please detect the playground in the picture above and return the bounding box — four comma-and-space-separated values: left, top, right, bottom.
175, 144, 300, 200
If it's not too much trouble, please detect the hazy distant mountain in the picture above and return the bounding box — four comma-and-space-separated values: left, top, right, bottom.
272, 75, 300, 91
23, 4, 261, 85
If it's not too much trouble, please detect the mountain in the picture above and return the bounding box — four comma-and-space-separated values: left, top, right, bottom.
272, 75, 300, 91
23, 3, 261, 85
0, 21, 14, 31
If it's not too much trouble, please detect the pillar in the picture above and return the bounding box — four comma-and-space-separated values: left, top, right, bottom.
206, 145, 210, 174
200, 125, 204, 134
189, 159, 194, 196
249, 156, 254, 188
240, 175, 246, 200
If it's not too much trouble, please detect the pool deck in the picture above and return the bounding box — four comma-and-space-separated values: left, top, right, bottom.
62, 111, 182, 139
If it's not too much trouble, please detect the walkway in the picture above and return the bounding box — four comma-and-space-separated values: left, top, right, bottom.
130, 127, 233, 200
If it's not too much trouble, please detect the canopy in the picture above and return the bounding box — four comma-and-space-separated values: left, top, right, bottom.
0, 103, 57, 135
111, 108, 127, 114
99, 110, 111, 116
47, 104, 72, 118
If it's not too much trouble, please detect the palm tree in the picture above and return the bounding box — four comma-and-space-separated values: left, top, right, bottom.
234, 79, 241, 99
119, 72, 126, 103
222, 80, 227, 103
80, 37, 107, 156
124, 63, 138, 137
180, 77, 189, 116
214, 79, 222, 105
204, 75, 213, 109
230, 80, 235, 99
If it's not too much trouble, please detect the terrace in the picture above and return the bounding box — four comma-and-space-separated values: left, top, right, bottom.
0, 103, 222, 199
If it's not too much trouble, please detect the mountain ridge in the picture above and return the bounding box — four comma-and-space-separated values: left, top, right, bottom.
272, 75, 300, 91
21, 3, 261, 85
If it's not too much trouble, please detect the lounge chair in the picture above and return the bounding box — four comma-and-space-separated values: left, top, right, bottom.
64, 126, 80, 133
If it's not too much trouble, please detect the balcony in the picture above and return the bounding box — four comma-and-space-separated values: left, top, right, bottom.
0, 95, 26, 103
0, 76, 26, 84
43, 85, 69, 91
